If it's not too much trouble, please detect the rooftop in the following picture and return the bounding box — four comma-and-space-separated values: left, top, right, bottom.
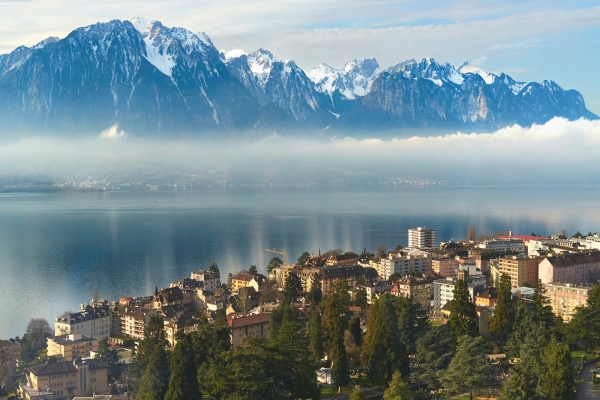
227, 313, 270, 328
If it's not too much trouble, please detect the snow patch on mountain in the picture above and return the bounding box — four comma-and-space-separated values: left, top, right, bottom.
458, 62, 497, 84
308, 58, 379, 99
143, 36, 176, 77
224, 49, 246, 60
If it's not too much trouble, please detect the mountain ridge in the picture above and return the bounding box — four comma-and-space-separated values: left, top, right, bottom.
0, 18, 596, 137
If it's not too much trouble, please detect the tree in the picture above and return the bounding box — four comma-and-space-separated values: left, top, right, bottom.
248, 265, 258, 275
350, 389, 367, 400
322, 249, 342, 258
394, 244, 404, 251
376, 244, 388, 258
297, 252, 311, 265
134, 314, 168, 392
258, 280, 278, 304
164, 334, 201, 400
282, 271, 303, 305
306, 273, 322, 305
323, 280, 352, 336
25, 318, 52, 351
388, 273, 401, 282
392, 296, 428, 354
441, 336, 495, 399
330, 319, 349, 391
344, 330, 362, 371
209, 262, 220, 276
532, 280, 554, 328
354, 287, 368, 309
94, 338, 120, 382
308, 304, 324, 361
383, 371, 414, 400
266, 256, 283, 274
537, 336, 575, 400
135, 339, 170, 400
415, 326, 455, 390
468, 226, 476, 242
361, 294, 408, 387
349, 316, 362, 347
227, 272, 233, 288
448, 279, 478, 340
360, 248, 374, 258
490, 273, 513, 340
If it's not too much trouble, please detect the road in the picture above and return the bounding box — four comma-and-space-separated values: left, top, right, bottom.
579, 362, 600, 399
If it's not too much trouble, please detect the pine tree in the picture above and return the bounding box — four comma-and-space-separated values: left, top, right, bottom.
297, 251, 311, 265
308, 303, 324, 361
348, 316, 362, 347
330, 318, 349, 391
94, 338, 120, 382
448, 278, 478, 340
350, 389, 367, 400
532, 280, 555, 328
135, 341, 170, 400
537, 335, 575, 400
415, 326, 454, 390
266, 256, 283, 274
362, 294, 408, 387
392, 296, 428, 354
441, 335, 494, 399
307, 273, 323, 305
383, 371, 414, 400
490, 273, 513, 339
282, 271, 303, 305
164, 334, 201, 400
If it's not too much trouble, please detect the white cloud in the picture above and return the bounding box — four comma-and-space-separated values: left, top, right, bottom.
99, 125, 126, 138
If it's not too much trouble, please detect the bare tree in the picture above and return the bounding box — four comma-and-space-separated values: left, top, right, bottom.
375, 244, 388, 258
258, 280, 278, 304
468, 226, 476, 242
322, 249, 342, 258
26, 318, 52, 350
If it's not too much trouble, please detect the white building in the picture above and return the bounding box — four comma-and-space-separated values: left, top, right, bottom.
432, 270, 487, 312
408, 226, 436, 249
478, 238, 526, 256
190, 270, 221, 292
378, 249, 432, 280
55, 304, 112, 339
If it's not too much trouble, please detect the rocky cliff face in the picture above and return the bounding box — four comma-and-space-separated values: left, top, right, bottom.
0, 19, 596, 136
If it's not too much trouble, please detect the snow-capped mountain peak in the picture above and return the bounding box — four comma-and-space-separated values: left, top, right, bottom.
308, 57, 380, 99
247, 49, 280, 77
127, 17, 151, 34
386, 58, 464, 86
457, 61, 497, 84
223, 49, 246, 61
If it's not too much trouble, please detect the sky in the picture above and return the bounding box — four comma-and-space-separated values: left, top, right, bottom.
0, 0, 599, 114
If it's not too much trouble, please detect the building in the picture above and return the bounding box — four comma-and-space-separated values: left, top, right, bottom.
112, 306, 157, 339
0, 340, 21, 369
360, 281, 393, 305
408, 226, 436, 249
164, 317, 199, 347
55, 304, 112, 339
478, 238, 526, 257
316, 265, 378, 295
432, 257, 459, 278
190, 270, 221, 292
497, 256, 542, 288
326, 252, 359, 267
545, 282, 593, 322
469, 248, 506, 273
90, 348, 132, 364
47, 334, 99, 362
474, 288, 498, 309
20, 359, 109, 400
432, 273, 487, 312
269, 265, 297, 288
378, 250, 432, 280
538, 253, 600, 284
227, 313, 270, 346
230, 272, 255, 293
440, 303, 489, 335
391, 272, 439, 309
170, 278, 203, 290
153, 287, 184, 309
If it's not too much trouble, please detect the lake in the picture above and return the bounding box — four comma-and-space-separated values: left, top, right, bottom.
1, 185, 600, 338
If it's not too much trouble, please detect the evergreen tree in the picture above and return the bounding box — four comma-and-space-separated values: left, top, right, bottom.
306, 273, 323, 305
350, 389, 367, 400
94, 338, 120, 382
268, 305, 286, 339
248, 265, 258, 275
164, 334, 201, 400
448, 278, 478, 340
134, 314, 167, 389
297, 252, 311, 265
348, 316, 362, 347
537, 335, 575, 400
415, 326, 455, 390
383, 371, 414, 400
354, 287, 368, 309
391, 296, 428, 354
330, 318, 349, 391
323, 280, 352, 336
282, 271, 303, 305
266, 257, 283, 274
532, 280, 555, 328
135, 340, 170, 400
208, 262, 220, 276
441, 336, 495, 400
361, 294, 408, 387
308, 304, 324, 361
490, 273, 513, 340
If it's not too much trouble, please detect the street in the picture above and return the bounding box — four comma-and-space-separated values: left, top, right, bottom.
579, 363, 600, 400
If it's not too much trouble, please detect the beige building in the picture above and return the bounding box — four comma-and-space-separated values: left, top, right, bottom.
164, 318, 198, 347
55, 304, 111, 339
498, 256, 541, 288
231, 272, 255, 293
153, 287, 184, 310
190, 269, 221, 292
47, 334, 99, 362
112, 306, 157, 339
538, 253, 600, 284
545, 282, 593, 322
390, 273, 439, 309
326, 252, 359, 267
432, 257, 459, 277
227, 313, 270, 346
21, 359, 109, 400
0, 340, 21, 369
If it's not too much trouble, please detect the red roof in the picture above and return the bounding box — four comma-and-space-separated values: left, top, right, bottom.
227, 313, 270, 329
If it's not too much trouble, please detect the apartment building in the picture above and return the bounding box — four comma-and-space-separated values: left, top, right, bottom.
390, 272, 439, 309
190, 269, 221, 292
545, 282, 593, 322
432, 257, 459, 278
227, 313, 270, 346
408, 226, 436, 249
497, 256, 542, 288
538, 253, 600, 284
378, 250, 432, 280
55, 304, 111, 339
230, 272, 255, 293
326, 252, 359, 267
20, 359, 108, 400
432, 272, 487, 312
153, 287, 184, 309
47, 334, 98, 362
0, 340, 21, 369
478, 238, 526, 257
112, 306, 157, 339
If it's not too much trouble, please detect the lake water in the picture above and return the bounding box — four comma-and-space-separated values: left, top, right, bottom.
1, 185, 600, 338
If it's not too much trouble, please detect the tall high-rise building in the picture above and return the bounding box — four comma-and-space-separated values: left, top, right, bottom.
408, 226, 436, 249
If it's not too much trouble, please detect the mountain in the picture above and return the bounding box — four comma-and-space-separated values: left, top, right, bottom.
0, 19, 596, 136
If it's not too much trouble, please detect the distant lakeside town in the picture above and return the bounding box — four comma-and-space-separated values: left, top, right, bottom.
2, 226, 600, 400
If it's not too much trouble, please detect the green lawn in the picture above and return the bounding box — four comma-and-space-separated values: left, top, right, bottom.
430, 320, 444, 326
352, 375, 374, 387
571, 350, 597, 364
320, 387, 353, 399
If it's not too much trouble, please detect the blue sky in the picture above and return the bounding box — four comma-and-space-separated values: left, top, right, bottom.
1, 0, 599, 113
